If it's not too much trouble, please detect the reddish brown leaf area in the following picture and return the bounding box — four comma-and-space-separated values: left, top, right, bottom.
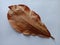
7, 4, 54, 39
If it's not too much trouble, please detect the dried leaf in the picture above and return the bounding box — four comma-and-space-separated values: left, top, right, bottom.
7, 4, 54, 39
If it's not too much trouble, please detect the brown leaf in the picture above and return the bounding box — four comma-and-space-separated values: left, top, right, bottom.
7, 4, 54, 39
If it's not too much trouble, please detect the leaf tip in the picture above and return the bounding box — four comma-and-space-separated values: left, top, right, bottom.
51, 36, 55, 40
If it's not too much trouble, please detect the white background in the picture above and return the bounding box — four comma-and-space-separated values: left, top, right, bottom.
0, 0, 60, 45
